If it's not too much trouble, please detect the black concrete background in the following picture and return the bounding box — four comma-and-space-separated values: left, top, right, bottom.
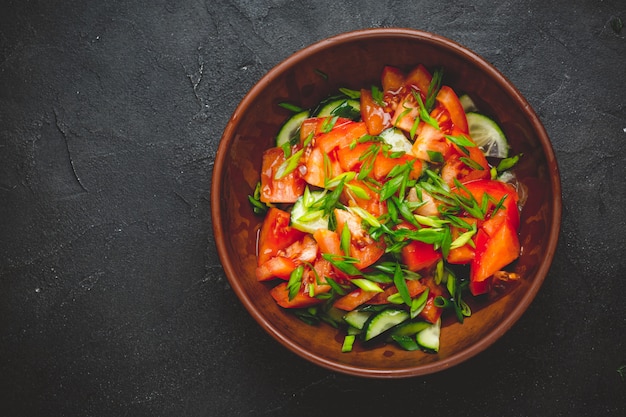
1, 0, 625, 416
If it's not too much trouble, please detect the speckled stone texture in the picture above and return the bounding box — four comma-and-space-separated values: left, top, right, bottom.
1, 0, 625, 416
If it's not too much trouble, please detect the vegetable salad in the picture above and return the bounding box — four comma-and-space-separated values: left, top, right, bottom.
249, 63, 523, 353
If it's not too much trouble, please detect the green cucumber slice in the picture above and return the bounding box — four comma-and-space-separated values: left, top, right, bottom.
276, 110, 310, 147
379, 127, 413, 154
466, 112, 509, 158
459, 94, 478, 113
363, 309, 410, 341
390, 320, 431, 337
317, 98, 361, 120
343, 310, 373, 330
290, 189, 329, 234
416, 318, 441, 352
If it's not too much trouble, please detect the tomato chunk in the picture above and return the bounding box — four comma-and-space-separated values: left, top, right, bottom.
316, 121, 368, 154
303, 146, 342, 188
435, 85, 469, 134
255, 256, 297, 281
381, 65, 405, 93
410, 122, 450, 162
334, 208, 385, 269
257, 208, 305, 266
360, 88, 389, 135
470, 220, 520, 295
401, 240, 441, 272
419, 278, 444, 324
312, 228, 342, 256
404, 64, 432, 95
452, 180, 521, 295
260, 147, 306, 203
334, 288, 379, 311
270, 282, 323, 309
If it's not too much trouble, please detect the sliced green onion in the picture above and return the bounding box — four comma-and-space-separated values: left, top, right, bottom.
414, 214, 448, 228
371, 85, 384, 106
314, 69, 328, 80
340, 224, 351, 257
445, 134, 476, 148
459, 157, 485, 171
351, 278, 384, 293
279, 102, 303, 112
496, 153, 522, 173
410, 287, 430, 319
450, 223, 477, 249
325, 171, 356, 189
386, 292, 404, 304
392, 335, 420, 351
287, 265, 304, 301
322, 253, 361, 276
393, 262, 412, 306
339, 87, 361, 99
274, 148, 304, 179
346, 183, 371, 200
427, 150, 444, 163
341, 334, 356, 352
347, 206, 381, 228
321, 115, 339, 133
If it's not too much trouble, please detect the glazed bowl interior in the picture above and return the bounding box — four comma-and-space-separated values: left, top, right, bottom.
211, 28, 561, 378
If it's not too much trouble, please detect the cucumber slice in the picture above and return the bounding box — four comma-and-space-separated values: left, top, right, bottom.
416, 318, 441, 352
290, 189, 329, 234
276, 110, 310, 147
347, 325, 362, 336
341, 335, 356, 352
466, 112, 509, 158
343, 310, 373, 330
317, 98, 361, 120
459, 94, 478, 113
363, 309, 410, 341
379, 127, 413, 154
390, 320, 431, 337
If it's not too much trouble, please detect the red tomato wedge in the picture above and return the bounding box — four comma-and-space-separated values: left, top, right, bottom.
420, 278, 444, 324
381, 65, 405, 93
452, 180, 521, 295
360, 88, 389, 135
391, 91, 420, 133
255, 256, 297, 281
334, 288, 379, 311
270, 282, 323, 309
334, 208, 385, 270
401, 240, 442, 272
411, 122, 450, 162
260, 147, 306, 203
446, 217, 478, 265
435, 85, 469, 134
312, 228, 342, 257
336, 142, 373, 172
257, 208, 305, 266
404, 64, 432, 95
316, 121, 368, 154
459, 179, 520, 231
299, 117, 353, 144
470, 223, 520, 295
373, 152, 423, 181
303, 146, 342, 188
441, 128, 490, 186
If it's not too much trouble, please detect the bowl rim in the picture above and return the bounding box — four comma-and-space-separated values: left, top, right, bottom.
211, 27, 562, 378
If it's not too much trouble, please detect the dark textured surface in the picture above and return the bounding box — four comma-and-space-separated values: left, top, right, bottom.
1, 0, 624, 416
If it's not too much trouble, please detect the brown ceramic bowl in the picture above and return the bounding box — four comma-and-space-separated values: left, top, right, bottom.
211, 28, 561, 378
